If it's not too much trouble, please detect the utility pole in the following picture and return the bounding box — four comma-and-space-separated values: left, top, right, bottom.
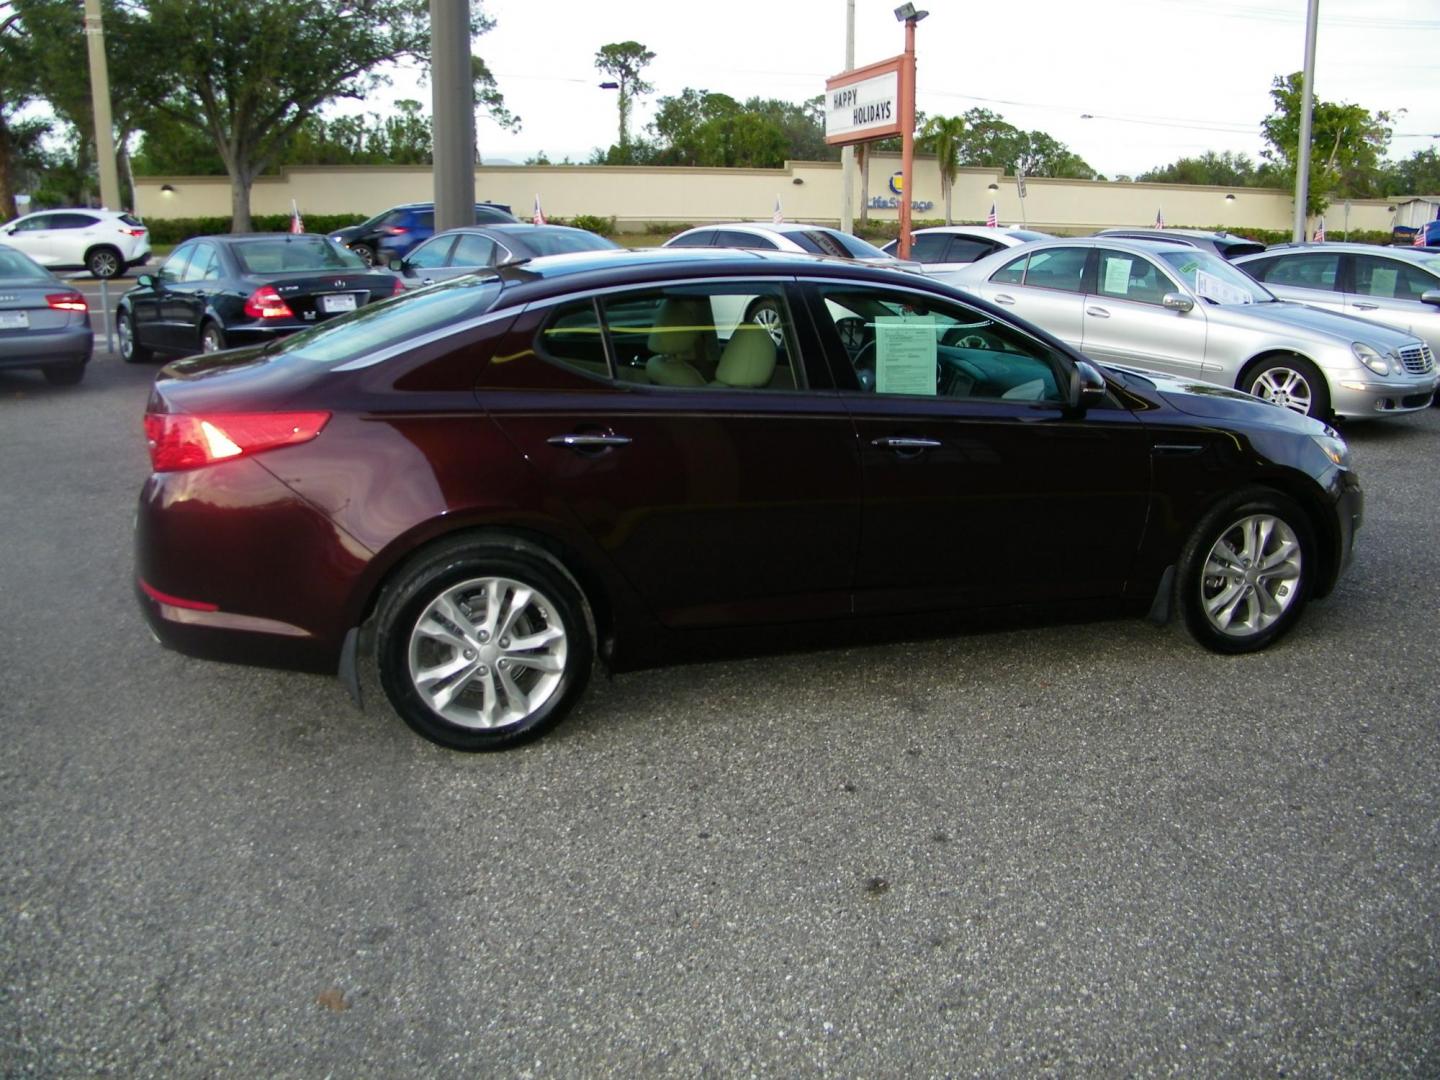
1293, 0, 1319, 243
840, 0, 855, 233
431, 0, 475, 233
82, 0, 121, 210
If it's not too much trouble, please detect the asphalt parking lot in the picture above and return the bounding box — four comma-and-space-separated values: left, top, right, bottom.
2, 354, 1437, 1075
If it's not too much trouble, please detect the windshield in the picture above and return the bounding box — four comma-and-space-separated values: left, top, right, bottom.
233, 237, 366, 274
271, 275, 502, 365
1159, 249, 1274, 305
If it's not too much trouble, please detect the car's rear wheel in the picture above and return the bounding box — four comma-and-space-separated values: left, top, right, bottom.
351, 243, 377, 267
1244, 355, 1329, 420
374, 536, 594, 751
86, 246, 122, 279
199, 321, 226, 353
42, 361, 85, 386
118, 311, 152, 363
742, 297, 785, 347
1177, 488, 1314, 654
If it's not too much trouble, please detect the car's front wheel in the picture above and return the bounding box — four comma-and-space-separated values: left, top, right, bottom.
118, 311, 153, 363
1244, 355, 1329, 419
374, 536, 594, 751
1177, 488, 1315, 654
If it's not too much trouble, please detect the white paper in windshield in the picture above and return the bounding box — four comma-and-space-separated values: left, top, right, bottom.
875, 315, 937, 396
1194, 268, 1253, 305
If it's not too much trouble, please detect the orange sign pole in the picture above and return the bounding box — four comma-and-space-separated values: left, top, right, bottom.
898, 17, 918, 260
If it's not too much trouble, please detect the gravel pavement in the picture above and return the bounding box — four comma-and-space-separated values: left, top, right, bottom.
2, 355, 1437, 1076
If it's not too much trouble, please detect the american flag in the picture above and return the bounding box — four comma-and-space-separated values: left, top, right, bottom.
986, 202, 998, 227
289, 199, 304, 234
532, 195, 546, 226
1415, 224, 1428, 247
772, 196, 783, 225
1154, 207, 1165, 230
1313, 218, 1325, 242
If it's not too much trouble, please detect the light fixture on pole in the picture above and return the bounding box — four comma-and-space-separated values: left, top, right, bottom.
893, 4, 928, 260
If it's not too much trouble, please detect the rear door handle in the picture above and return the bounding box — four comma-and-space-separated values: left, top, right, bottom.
993, 293, 1016, 305
547, 433, 633, 452
1086, 306, 1111, 318
871, 436, 941, 452
1353, 302, 1378, 310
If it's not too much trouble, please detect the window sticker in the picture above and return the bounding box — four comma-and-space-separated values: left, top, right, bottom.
875, 314, 938, 396
1178, 260, 1200, 275
1103, 257, 1133, 295
1368, 267, 1398, 297
1194, 269, 1253, 305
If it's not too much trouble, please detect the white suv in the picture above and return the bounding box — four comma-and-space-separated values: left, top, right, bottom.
0, 208, 150, 278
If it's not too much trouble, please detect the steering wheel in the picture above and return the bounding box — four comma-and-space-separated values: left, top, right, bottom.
942, 327, 995, 350
835, 316, 868, 352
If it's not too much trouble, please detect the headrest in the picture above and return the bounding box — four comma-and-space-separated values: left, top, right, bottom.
714, 323, 777, 388
646, 297, 710, 356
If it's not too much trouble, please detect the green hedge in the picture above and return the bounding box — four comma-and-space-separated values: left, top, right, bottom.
142, 213, 368, 246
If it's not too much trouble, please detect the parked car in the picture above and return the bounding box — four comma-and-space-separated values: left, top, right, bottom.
0, 243, 92, 385
1233, 242, 1440, 357
1096, 228, 1266, 261
951, 237, 1436, 420
0, 207, 149, 278
879, 225, 1053, 276
389, 224, 621, 288
136, 247, 1362, 752
328, 202, 518, 266
117, 233, 402, 361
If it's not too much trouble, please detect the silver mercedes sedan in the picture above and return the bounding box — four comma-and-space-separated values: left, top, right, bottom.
951, 237, 1436, 420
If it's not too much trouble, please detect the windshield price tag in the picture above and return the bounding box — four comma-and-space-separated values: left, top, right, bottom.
1194, 269, 1253, 305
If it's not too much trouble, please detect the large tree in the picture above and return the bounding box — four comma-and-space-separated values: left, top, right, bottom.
133, 0, 510, 231
921, 115, 966, 224
1138, 150, 1260, 188
594, 41, 654, 153
1260, 72, 1393, 212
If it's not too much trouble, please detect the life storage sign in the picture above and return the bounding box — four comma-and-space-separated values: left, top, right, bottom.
825, 57, 904, 146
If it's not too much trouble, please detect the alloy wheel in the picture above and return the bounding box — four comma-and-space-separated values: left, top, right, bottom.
1250, 367, 1313, 416
1199, 513, 1303, 638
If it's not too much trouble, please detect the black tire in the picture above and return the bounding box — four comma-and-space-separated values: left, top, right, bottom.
86, 246, 122, 279
373, 535, 594, 751
351, 243, 378, 267
199, 321, 226, 353
1242, 355, 1330, 420
1176, 487, 1315, 655
42, 361, 86, 386
118, 311, 153, 363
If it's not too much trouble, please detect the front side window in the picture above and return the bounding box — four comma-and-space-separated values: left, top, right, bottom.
989, 247, 1088, 292
1095, 250, 1174, 305
1158, 250, 1272, 305
816, 284, 1066, 403
1246, 252, 1339, 291
599, 284, 800, 391
13, 214, 55, 232
407, 236, 456, 269
181, 243, 220, 282
159, 244, 194, 284
713, 230, 778, 250
1352, 255, 1438, 301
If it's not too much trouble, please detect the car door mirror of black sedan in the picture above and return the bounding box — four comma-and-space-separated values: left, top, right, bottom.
1070, 358, 1108, 411
1420, 289, 1440, 308
1162, 292, 1195, 313
136, 273, 155, 289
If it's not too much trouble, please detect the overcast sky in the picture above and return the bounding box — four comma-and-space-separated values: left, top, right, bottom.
360, 0, 1440, 179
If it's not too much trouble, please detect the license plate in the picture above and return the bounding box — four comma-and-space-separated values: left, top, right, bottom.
0, 311, 29, 330
321, 293, 358, 313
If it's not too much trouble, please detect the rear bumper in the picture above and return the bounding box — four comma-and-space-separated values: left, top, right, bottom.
0, 324, 92, 370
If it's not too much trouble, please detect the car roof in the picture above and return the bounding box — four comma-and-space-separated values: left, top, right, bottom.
436, 223, 598, 237
200, 233, 344, 244
1242, 241, 1439, 261
1099, 228, 1239, 240
1009, 236, 1196, 255
687, 222, 837, 236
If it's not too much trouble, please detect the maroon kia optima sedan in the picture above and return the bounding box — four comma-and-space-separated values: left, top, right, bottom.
136, 248, 1362, 750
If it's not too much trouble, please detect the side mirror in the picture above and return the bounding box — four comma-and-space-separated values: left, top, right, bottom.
136, 273, 155, 288
1070, 358, 1108, 411
388, 257, 405, 272
1420, 289, 1440, 308
1161, 292, 1195, 313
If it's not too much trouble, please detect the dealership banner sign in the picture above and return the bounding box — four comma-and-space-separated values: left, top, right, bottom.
825, 56, 904, 146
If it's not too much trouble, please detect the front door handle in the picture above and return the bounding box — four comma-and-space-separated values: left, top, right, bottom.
993, 293, 1016, 305
1086, 306, 1111, 318
871, 436, 941, 453
421, 277, 435, 286
1353, 302, 1379, 310
547, 433, 633, 452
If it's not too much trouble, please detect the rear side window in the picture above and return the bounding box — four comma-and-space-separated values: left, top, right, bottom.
945, 237, 998, 263
668, 230, 716, 248
1246, 253, 1339, 290
1352, 255, 1437, 301
992, 247, 1088, 292
713, 230, 777, 249
908, 234, 951, 262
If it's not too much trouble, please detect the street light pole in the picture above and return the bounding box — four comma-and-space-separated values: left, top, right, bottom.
1293, 0, 1319, 243
897, 10, 925, 260
840, 0, 855, 233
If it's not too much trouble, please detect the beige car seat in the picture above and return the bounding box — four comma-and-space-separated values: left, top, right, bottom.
713, 323, 777, 388
645, 298, 717, 386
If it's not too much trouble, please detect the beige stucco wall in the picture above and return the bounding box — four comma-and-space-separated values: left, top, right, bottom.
133, 156, 1402, 236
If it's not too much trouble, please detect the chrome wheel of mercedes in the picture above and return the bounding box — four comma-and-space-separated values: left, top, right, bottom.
407, 575, 568, 731
1199, 513, 1303, 638
744, 299, 785, 347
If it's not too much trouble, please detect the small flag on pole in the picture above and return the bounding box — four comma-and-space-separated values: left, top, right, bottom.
289, 199, 304, 234
1154, 207, 1165, 230
1413, 224, 1426, 247
1313, 217, 1325, 242
532, 194, 546, 226
772, 196, 783, 225
986, 202, 998, 227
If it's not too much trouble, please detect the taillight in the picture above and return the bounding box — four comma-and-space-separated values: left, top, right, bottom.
391, 276, 406, 296
120, 227, 146, 237
46, 292, 88, 312
243, 285, 294, 319
384, 226, 408, 235
144, 411, 330, 472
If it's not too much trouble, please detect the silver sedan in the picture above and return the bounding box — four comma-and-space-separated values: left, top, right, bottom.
951, 237, 1437, 420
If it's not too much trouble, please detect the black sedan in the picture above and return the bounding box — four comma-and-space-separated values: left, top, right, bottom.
388, 224, 620, 288
117, 233, 402, 361
0, 242, 92, 385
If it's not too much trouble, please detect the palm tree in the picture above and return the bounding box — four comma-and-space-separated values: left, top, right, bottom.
921, 115, 967, 225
